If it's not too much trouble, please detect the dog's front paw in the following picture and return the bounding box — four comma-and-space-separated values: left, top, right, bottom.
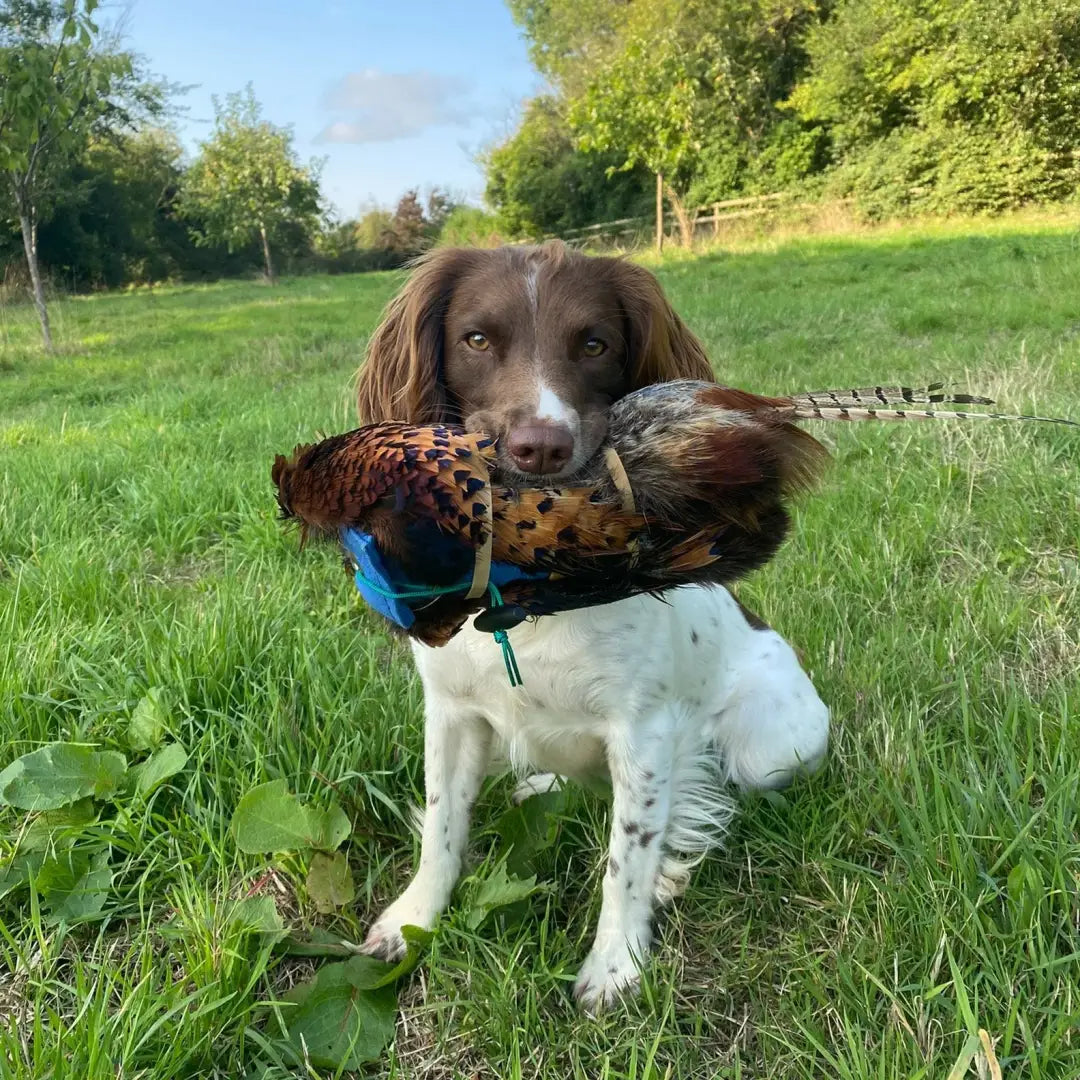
360, 889, 439, 962
359, 917, 409, 962
573, 939, 645, 1014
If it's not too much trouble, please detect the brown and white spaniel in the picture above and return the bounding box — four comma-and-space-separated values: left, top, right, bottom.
353, 241, 829, 1012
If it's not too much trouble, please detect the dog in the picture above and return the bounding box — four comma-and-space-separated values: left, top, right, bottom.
353, 241, 829, 1012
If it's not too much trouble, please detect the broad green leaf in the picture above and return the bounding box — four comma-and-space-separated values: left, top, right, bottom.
494, 788, 568, 877
313, 802, 351, 852
465, 863, 547, 931
38, 850, 112, 923
282, 972, 317, 1008
284, 963, 397, 1069
306, 851, 355, 913
0, 745, 127, 811
35, 850, 89, 897
231, 779, 341, 854
0, 852, 45, 900
20, 798, 98, 851
128, 687, 170, 750
228, 895, 286, 938
129, 742, 188, 796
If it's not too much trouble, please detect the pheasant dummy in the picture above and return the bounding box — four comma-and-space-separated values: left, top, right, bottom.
273, 380, 1077, 652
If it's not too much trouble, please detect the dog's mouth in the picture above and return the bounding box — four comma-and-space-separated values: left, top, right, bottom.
464, 408, 605, 487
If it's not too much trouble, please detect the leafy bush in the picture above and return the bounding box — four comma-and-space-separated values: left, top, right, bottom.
791, 0, 1080, 216
564, 0, 823, 230
485, 95, 653, 239
492, 0, 1080, 230
824, 125, 1080, 218
0, 689, 188, 924
178, 86, 322, 283
436, 204, 506, 247
28, 130, 270, 289
313, 217, 405, 274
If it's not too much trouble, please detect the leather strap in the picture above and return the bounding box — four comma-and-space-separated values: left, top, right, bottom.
604, 446, 640, 560
604, 446, 637, 513
465, 482, 493, 600
469, 447, 636, 598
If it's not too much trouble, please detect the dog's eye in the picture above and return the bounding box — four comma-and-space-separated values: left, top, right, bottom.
583, 337, 607, 358
465, 332, 490, 352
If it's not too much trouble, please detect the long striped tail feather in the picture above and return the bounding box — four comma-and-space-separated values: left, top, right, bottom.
790, 382, 995, 409
788, 405, 1079, 426
784, 381, 1077, 426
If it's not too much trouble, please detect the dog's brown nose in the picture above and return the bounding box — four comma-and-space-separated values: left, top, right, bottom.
507, 423, 574, 475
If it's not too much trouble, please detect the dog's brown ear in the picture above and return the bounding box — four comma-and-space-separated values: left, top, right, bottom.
355, 247, 486, 424
607, 259, 715, 390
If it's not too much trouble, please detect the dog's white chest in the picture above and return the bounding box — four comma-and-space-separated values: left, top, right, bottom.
414, 615, 619, 776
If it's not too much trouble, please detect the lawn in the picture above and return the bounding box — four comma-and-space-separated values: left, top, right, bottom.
1, 214, 1079, 1079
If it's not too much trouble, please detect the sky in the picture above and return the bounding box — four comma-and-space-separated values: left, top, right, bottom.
119, 0, 544, 218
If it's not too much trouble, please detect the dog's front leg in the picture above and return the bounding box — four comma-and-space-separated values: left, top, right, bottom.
574, 709, 676, 1013
362, 697, 491, 960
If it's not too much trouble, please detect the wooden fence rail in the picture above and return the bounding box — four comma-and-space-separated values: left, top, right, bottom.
546, 191, 791, 247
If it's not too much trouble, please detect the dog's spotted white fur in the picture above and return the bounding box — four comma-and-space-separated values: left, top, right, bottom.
361, 584, 829, 1012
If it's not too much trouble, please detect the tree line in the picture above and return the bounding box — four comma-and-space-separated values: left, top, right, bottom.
0, 1, 487, 348
486, 0, 1080, 240
4, 0, 1080, 349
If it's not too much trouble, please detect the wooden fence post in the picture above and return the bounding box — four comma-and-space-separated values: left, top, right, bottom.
655, 172, 664, 252
712, 203, 721, 236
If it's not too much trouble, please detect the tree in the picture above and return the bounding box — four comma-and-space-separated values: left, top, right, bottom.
0, 0, 142, 348
352, 206, 396, 250
180, 85, 322, 283
484, 95, 652, 239
436, 204, 503, 247
389, 189, 426, 255
387, 188, 458, 254
500, 0, 823, 245
424, 188, 453, 234
569, 16, 702, 245
36, 127, 200, 289
568, 0, 823, 245
506, 0, 636, 97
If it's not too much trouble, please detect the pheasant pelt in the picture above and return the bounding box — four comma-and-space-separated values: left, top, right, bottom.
272, 381, 829, 646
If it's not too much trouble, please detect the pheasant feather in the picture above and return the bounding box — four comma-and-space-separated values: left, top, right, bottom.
782, 381, 1078, 426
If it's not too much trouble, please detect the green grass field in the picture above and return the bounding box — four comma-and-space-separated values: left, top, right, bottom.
2, 215, 1079, 1079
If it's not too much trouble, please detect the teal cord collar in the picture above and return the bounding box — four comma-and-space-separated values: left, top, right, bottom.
487, 584, 523, 687
352, 570, 524, 687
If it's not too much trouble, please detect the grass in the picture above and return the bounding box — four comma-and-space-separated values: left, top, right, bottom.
1, 210, 1079, 1078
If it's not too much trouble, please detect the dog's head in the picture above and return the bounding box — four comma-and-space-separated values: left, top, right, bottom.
355, 241, 714, 481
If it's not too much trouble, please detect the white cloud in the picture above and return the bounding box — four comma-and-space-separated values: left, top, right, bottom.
316, 69, 475, 144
